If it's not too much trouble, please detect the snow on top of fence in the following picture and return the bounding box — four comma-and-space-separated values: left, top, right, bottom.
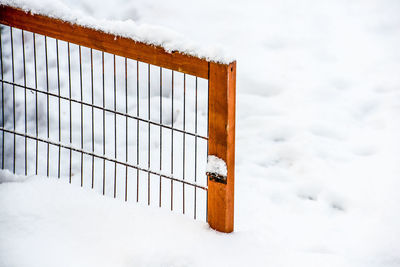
0, 0, 235, 64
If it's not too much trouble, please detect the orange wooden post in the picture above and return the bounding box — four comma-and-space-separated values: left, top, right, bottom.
207, 61, 236, 233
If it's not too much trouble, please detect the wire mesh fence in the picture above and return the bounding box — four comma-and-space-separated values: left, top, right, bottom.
0, 25, 210, 220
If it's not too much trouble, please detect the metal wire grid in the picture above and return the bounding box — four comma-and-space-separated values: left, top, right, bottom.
0, 25, 209, 220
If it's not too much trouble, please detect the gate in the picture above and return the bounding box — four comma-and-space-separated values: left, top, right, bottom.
0, 5, 236, 233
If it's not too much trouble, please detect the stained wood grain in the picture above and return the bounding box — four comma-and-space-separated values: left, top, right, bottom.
0, 5, 209, 78
207, 61, 236, 233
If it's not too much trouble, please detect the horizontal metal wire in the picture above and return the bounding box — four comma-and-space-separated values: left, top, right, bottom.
0, 127, 208, 191
1, 25, 209, 220
1, 79, 209, 141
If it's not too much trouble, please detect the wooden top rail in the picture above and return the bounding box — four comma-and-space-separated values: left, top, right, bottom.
0, 5, 216, 79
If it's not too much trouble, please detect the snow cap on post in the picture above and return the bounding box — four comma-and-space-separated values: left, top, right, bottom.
206, 155, 227, 178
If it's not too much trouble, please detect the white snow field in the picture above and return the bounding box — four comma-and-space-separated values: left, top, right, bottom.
1, 0, 400, 266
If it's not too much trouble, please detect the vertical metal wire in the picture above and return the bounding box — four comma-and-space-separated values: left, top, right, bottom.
171, 70, 174, 211
0, 30, 3, 169
182, 74, 186, 214
79, 46, 83, 186
113, 54, 117, 198
102, 51, 105, 195
159, 67, 162, 207
147, 63, 151, 205
125, 57, 128, 201
136, 61, 139, 202
10, 27, 15, 174
22, 30, 27, 176
68, 42, 72, 183
56, 39, 61, 179
206, 77, 209, 221
45, 36, 49, 177
33, 33, 38, 175
194, 77, 198, 219
91, 48, 94, 188
0, 25, 210, 221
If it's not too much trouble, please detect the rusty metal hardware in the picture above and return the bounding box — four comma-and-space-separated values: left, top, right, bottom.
206, 172, 227, 184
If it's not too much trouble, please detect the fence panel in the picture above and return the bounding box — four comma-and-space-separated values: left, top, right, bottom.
0, 5, 236, 232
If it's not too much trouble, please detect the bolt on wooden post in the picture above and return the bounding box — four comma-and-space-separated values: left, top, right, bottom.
207, 61, 236, 233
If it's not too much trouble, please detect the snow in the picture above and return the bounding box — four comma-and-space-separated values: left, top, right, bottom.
1, 0, 400, 266
206, 155, 227, 177
0, 168, 28, 183
0, 0, 234, 64
0, 170, 212, 267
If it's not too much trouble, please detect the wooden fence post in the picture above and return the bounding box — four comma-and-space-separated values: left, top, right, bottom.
207, 61, 236, 233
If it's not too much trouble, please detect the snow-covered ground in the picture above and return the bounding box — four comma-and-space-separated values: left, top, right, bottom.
1, 0, 400, 266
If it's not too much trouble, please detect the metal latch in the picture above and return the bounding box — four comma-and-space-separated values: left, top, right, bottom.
206, 172, 227, 184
